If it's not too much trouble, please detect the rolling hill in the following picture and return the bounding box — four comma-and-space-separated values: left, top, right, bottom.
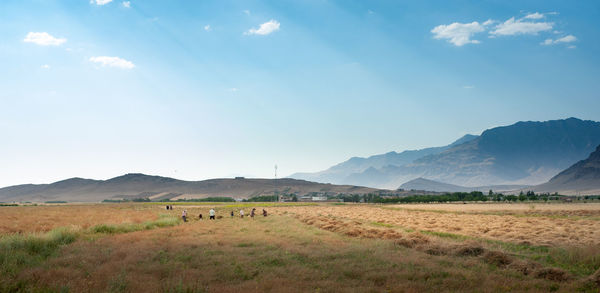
0, 173, 384, 203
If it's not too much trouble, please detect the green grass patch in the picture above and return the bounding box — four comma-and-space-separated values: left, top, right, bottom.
0, 214, 181, 289
90, 215, 180, 235
420, 230, 471, 241
0, 227, 78, 277
371, 222, 394, 228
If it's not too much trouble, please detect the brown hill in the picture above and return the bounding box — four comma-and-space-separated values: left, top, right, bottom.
0, 173, 384, 202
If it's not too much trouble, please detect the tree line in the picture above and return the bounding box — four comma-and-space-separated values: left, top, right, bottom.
332, 191, 597, 203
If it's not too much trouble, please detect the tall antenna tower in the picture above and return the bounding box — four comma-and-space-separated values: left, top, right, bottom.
274, 164, 278, 179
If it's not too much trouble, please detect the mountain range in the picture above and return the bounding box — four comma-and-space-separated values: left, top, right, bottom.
3, 118, 599, 202
0, 174, 382, 203
290, 118, 600, 189
398, 178, 529, 193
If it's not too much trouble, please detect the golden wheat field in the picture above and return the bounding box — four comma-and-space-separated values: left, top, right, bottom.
1, 203, 599, 292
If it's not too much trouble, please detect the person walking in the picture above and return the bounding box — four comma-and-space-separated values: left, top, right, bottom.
209, 208, 216, 220
250, 208, 256, 219
182, 210, 188, 222
239, 209, 244, 218
262, 209, 267, 217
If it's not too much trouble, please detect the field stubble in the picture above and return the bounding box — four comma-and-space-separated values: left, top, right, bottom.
0, 203, 599, 292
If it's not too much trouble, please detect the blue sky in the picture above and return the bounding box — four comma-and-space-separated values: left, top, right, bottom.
1, 0, 599, 187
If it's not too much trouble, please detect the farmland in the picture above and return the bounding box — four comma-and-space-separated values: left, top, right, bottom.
1, 203, 599, 292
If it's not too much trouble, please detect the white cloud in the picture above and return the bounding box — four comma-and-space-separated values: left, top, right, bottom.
24, 32, 66, 46
89, 56, 135, 69
555, 35, 577, 43
482, 19, 494, 26
245, 20, 280, 35
524, 12, 544, 19
204, 25, 211, 31
227, 88, 239, 92
490, 17, 553, 36
431, 21, 486, 46
41, 64, 50, 69
463, 85, 475, 89
243, 10, 250, 15
91, 0, 113, 5
567, 45, 576, 49
122, 1, 130, 8
542, 34, 577, 45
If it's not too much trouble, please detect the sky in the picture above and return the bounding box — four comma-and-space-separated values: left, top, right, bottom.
1, 0, 600, 187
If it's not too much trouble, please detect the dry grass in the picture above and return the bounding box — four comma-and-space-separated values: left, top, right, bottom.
1, 203, 599, 292
392, 203, 600, 213
0, 204, 161, 233
273, 205, 600, 247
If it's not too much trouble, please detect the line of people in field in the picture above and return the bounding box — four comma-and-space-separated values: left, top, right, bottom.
175, 206, 267, 222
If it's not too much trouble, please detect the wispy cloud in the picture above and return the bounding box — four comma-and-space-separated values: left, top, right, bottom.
90, 0, 113, 5
227, 88, 239, 92
204, 25, 211, 32
41, 64, 50, 69
243, 10, 250, 15
431, 21, 487, 46
542, 35, 577, 45
433, 12, 574, 47
24, 32, 66, 46
245, 20, 280, 35
463, 85, 475, 89
490, 17, 553, 36
524, 12, 544, 20
122, 1, 130, 8
89, 56, 135, 69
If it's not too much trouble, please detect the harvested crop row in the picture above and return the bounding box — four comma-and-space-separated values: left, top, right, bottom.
290, 211, 577, 284
274, 205, 600, 247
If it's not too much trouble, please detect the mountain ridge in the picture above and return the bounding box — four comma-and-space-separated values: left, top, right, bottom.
0, 173, 385, 203
399, 177, 530, 193
534, 144, 600, 195
290, 134, 478, 186
291, 118, 600, 189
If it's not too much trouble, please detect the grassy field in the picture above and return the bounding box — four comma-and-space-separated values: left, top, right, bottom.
1, 203, 599, 292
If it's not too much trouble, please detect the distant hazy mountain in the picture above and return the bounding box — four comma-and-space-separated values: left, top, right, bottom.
290, 134, 478, 185
400, 178, 473, 192
400, 178, 530, 193
292, 118, 600, 189
0, 173, 383, 203
535, 144, 600, 195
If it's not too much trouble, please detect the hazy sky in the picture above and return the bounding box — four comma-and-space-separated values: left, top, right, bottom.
1, 0, 599, 187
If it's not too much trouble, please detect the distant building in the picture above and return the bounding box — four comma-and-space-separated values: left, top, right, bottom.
299, 196, 312, 202
311, 196, 327, 201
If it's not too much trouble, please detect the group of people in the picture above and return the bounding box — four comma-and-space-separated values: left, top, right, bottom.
175, 206, 267, 223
